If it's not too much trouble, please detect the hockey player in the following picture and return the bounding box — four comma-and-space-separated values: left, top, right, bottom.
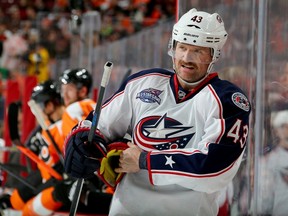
60, 68, 96, 140
60, 68, 114, 214
21, 69, 108, 215
0, 69, 112, 215
23, 69, 112, 215
0, 80, 66, 215
64, 8, 251, 215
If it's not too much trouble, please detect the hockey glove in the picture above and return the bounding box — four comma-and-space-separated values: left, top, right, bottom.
98, 141, 128, 188
64, 120, 107, 179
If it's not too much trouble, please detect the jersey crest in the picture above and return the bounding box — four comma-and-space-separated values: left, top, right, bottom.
39, 139, 52, 163
133, 113, 195, 150
136, 88, 163, 104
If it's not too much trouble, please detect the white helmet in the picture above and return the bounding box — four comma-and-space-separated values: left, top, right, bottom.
168, 8, 228, 73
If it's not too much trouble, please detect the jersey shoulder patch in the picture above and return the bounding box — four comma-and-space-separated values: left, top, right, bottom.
209, 78, 251, 113
231, 92, 250, 112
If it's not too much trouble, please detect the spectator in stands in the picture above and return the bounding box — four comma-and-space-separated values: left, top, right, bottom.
258, 110, 288, 215
1, 29, 28, 78
25, 31, 51, 83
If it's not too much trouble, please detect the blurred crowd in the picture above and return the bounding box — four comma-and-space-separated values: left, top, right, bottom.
1, 0, 287, 86
0, 0, 176, 133
0, 0, 175, 81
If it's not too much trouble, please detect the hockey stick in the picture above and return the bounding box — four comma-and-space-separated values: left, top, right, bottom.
28, 99, 65, 166
69, 61, 113, 216
0, 162, 37, 191
0, 146, 18, 152
0, 139, 17, 151
7, 101, 21, 146
17, 146, 63, 180
7, 101, 33, 173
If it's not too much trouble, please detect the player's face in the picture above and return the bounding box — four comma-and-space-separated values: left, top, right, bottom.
61, 83, 79, 106
173, 42, 212, 88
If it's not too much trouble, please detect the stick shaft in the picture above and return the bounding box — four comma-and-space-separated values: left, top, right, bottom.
0, 146, 18, 152
69, 61, 113, 216
88, 86, 105, 142
0, 162, 37, 191
28, 100, 65, 165
88, 61, 113, 142
17, 146, 63, 180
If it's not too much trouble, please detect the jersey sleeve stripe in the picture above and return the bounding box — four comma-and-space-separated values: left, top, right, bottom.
208, 84, 225, 143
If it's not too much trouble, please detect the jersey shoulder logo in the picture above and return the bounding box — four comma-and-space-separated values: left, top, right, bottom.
232, 92, 250, 112
133, 113, 195, 151
136, 88, 163, 104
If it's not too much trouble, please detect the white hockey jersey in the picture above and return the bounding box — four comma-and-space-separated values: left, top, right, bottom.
88, 68, 251, 215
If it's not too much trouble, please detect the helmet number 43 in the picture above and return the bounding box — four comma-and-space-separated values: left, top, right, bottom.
191, 15, 203, 23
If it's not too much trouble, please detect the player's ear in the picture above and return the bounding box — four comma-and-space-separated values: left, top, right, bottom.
44, 101, 55, 114
79, 86, 89, 98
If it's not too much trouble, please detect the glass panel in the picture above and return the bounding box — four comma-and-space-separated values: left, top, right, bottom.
256, 0, 288, 215
87, 19, 174, 99
176, 0, 287, 215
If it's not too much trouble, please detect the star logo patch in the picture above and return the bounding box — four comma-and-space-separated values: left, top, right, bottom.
165, 155, 175, 168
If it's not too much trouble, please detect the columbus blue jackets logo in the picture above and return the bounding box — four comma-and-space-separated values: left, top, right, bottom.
136, 88, 163, 104
232, 92, 250, 112
133, 113, 195, 151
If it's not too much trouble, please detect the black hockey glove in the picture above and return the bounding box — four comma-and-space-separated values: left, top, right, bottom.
64, 120, 107, 179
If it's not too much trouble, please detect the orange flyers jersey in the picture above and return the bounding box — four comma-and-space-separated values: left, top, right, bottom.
40, 120, 64, 181
62, 98, 96, 140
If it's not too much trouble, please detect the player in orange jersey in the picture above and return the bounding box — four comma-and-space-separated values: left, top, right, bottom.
60, 68, 96, 141
0, 80, 67, 215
